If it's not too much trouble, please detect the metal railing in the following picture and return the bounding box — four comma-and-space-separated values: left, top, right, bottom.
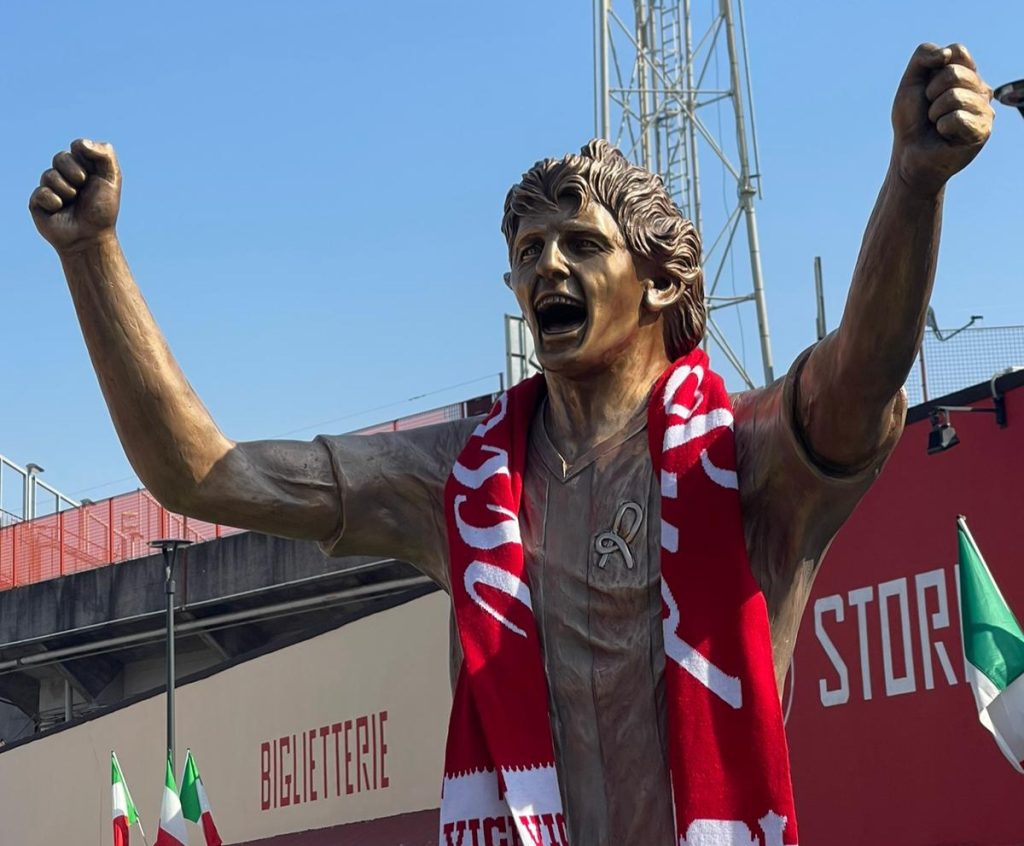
0, 392, 498, 592
0, 489, 241, 591
0, 455, 78, 523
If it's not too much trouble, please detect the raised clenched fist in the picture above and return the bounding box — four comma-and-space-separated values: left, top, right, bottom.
892, 43, 994, 194
29, 139, 122, 254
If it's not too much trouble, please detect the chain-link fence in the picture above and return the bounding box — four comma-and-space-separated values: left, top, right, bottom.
904, 325, 1024, 406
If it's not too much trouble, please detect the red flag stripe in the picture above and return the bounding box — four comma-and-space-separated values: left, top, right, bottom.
201, 810, 224, 846
112, 815, 130, 846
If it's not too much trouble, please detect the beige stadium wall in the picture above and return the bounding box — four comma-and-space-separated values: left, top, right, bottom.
0, 592, 452, 845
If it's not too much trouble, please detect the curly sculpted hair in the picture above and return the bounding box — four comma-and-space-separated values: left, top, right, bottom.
501, 139, 705, 359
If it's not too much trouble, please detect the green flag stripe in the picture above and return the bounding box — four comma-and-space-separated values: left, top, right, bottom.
181, 750, 201, 822
111, 752, 139, 824
165, 753, 178, 791
958, 521, 1024, 690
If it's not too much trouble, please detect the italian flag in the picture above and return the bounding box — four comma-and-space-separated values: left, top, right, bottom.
958, 517, 1024, 773
181, 750, 223, 846
155, 753, 189, 846
111, 752, 140, 846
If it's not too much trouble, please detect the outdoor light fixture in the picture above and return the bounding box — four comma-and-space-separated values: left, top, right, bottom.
925, 307, 982, 341
995, 79, 1024, 118
927, 409, 962, 454
925, 368, 1017, 455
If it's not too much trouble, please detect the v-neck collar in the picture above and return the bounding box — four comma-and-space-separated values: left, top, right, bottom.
531, 396, 650, 483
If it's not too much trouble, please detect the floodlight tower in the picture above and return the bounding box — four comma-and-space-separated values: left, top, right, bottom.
594, 0, 773, 387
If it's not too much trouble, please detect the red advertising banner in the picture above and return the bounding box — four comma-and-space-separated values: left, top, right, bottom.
788, 382, 1024, 844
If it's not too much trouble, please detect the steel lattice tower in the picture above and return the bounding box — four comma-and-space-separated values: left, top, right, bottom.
594, 0, 773, 386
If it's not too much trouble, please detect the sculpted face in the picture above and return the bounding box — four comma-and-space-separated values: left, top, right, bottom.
507, 199, 668, 377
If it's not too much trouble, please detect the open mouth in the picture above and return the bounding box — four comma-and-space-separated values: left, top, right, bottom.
534, 294, 587, 336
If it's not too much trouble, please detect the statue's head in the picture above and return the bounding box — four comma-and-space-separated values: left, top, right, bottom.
502, 139, 704, 377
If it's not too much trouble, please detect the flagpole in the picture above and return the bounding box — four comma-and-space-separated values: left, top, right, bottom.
150, 538, 194, 775
111, 750, 147, 846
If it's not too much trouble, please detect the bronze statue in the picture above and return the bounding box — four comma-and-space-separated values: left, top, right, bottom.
29, 43, 994, 845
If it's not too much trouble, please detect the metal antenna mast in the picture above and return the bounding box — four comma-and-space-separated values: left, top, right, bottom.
595, 0, 774, 387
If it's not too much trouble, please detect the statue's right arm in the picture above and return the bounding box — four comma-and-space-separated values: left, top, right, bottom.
29, 140, 448, 576
28, 139, 339, 540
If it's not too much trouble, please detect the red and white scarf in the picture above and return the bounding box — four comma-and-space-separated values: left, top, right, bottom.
441, 350, 798, 846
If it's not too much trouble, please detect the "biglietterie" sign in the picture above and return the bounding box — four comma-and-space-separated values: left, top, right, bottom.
260, 710, 389, 810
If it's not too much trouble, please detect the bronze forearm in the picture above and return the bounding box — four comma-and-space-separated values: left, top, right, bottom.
58, 236, 338, 538
837, 166, 943, 402
799, 166, 941, 469
59, 234, 233, 508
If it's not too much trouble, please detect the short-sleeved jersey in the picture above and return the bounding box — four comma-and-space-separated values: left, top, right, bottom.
315, 351, 905, 844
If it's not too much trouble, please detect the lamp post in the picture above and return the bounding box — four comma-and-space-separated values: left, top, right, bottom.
149, 538, 194, 773
994, 80, 1024, 118
24, 463, 43, 520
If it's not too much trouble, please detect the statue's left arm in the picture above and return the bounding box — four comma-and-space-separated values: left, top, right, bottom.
798, 43, 994, 469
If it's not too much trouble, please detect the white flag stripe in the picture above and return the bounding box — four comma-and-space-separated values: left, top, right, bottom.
111, 781, 130, 820
196, 774, 214, 815
987, 673, 1024, 770
958, 517, 1024, 774
966, 662, 1024, 773
160, 781, 189, 844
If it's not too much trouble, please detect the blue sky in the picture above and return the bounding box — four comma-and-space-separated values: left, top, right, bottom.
1, 0, 1021, 504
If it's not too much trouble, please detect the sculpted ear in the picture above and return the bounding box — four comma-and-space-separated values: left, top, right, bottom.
643, 276, 684, 314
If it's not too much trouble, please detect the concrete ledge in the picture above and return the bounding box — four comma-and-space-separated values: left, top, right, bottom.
0, 532, 416, 647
